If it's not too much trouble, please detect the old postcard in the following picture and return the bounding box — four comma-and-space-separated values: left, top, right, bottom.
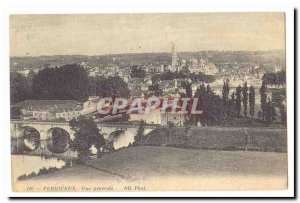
10, 13, 289, 193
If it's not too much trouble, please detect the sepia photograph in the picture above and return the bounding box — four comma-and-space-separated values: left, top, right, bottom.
8, 11, 293, 195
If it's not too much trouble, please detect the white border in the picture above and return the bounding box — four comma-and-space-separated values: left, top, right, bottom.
0, 0, 296, 198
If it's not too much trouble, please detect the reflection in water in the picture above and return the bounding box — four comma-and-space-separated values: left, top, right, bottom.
12, 129, 153, 181
114, 130, 134, 150
11, 155, 66, 182
113, 129, 152, 150
23, 127, 40, 151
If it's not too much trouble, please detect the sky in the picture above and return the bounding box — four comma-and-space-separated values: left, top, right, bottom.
10, 13, 285, 57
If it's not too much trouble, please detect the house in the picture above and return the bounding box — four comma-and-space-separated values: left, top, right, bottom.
129, 108, 161, 124
14, 100, 83, 121
82, 96, 101, 115
160, 102, 185, 126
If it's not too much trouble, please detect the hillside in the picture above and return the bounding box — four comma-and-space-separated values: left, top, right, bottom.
142, 127, 287, 152
17, 146, 287, 191
86, 146, 287, 180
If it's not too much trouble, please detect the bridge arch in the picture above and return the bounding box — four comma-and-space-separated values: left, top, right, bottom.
21, 126, 41, 151
46, 127, 70, 154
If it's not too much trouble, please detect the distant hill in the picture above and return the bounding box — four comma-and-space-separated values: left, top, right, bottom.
10, 50, 285, 71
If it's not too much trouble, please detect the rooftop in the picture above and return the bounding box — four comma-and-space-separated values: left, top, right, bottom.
15, 100, 83, 112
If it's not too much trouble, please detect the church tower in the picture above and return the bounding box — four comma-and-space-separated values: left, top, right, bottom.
171, 43, 178, 72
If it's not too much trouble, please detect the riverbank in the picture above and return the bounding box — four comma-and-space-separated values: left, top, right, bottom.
13, 146, 287, 191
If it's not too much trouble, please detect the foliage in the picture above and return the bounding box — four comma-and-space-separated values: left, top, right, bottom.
130, 66, 146, 78
280, 104, 287, 124
242, 82, 248, 118
272, 90, 286, 125
195, 84, 236, 126
10, 72, 31, 104
17, 161, 73, 181
148, 83, 163, 96
88, 76, 130, 98
69, 116, 105, 160
264, 99, 277, 124
31, 64, 89, 101
133, 120, 145, 146
262, 71, 286, 86
222, 79, 230, 105
184, 82, 193, 98
271, 90, 285, 108
10, 106, 21, 119
249, 86, 255, 118
259, 81, 267, 121
11, 64, 130, 104
230, 91, 235, 109
235, 85, 242, 116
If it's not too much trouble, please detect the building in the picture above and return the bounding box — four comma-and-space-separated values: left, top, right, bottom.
56, 110, 82, 121
15, 100, 83, 121
82, 96, 102, 115
188, 58, 199, 73
171, 44, 179, 72
160, 102, 185, 126
188, 56, 218, 75
161, 112, 185, 126
17, 69, 30, 77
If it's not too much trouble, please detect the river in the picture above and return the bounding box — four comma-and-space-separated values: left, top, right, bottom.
12, 130, 153, 181
11, 155, 67, 182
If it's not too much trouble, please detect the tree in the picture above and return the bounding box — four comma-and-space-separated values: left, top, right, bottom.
265, 99, 276, 124
230, 91, 235, 108
10, 106, 21, 119
259, 81, 267, 121
133, 120, 145, 146
235, 85, 242, 116
148, 83, 163, 96
272, 90, 286, 125
222, 79, 230, 105
88, 76, 130, 98
249, 86, 255, 118
280, 104, 287, 124
199, 83, 206, 97
242, 82, 248, 118
167, 121, 175, 144
198, 84, 237, 126
130, 66, 146, 78
185, 82, 193, 98
10, 72, 31, 104
262, 70, 286, 86
69, 116, 105, 161
32, 64, 89, 101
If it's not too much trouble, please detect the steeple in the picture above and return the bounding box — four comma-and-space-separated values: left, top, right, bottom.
171, 43, 178, 72
172, 43, 175, 55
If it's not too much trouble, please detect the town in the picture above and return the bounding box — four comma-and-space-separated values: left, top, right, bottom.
9, 13, 288, 192
11, 45, 286, 126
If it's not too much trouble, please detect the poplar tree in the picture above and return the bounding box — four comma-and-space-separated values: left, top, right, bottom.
242, 82, 248, 118
235, 85, 242, 116
222, 79, 230, 105
249, 86, 255, 119
259, 81, 267, 121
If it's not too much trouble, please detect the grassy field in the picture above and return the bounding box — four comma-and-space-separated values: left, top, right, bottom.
142, 127, 287, 152
15, 146, 287, 191
86, 146, 287, 180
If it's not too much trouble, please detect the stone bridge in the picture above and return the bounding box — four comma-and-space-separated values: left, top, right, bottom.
10, 119, 156, 159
